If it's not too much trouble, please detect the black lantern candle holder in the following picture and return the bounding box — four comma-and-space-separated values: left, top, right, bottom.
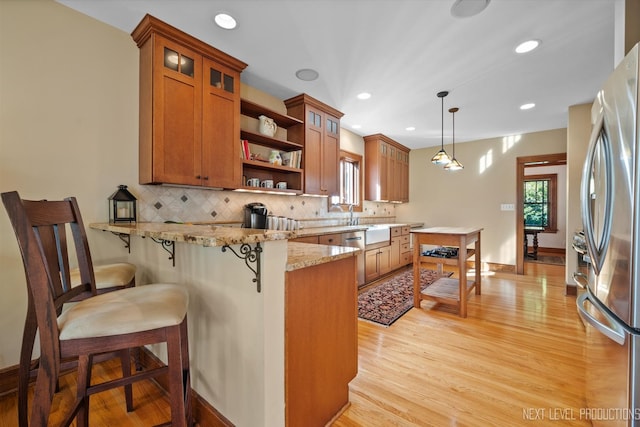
109, 185, 137, 224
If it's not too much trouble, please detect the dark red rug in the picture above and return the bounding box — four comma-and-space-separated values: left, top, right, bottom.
358, 269, 452, 326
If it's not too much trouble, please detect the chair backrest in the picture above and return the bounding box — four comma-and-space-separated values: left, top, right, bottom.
2, 191, 98, 338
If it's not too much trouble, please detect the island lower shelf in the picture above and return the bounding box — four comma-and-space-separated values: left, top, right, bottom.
421, 277, 477, 304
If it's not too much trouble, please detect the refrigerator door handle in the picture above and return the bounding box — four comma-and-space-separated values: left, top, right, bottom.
577, 291, 626, 345
580, 112, 614, 276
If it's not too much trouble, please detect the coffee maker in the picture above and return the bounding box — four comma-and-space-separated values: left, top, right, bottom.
243, 203, 268, 229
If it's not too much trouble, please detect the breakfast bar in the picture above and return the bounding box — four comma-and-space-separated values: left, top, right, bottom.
89, 222, 360, 427
411, 227, 483, 318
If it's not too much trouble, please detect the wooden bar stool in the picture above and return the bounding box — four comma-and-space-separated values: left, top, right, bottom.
3, 191, 191, 427
18, 262, 137, 426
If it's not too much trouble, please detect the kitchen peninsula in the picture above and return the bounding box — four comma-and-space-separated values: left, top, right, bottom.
89, 222, 360, 427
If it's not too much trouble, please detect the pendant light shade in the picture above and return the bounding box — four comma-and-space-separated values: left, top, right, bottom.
444, 107, 464, 171
431, 91, 451, 165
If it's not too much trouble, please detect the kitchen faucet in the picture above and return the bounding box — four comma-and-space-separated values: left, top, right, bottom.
348, 204, 358, 225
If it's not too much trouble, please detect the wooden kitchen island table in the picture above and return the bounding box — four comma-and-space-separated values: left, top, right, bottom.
411, 227, 483, 318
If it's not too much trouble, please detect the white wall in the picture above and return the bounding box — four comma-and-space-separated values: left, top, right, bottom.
566, 103, 592, 284
0, 0, 140, 367
396, 129, 567, 266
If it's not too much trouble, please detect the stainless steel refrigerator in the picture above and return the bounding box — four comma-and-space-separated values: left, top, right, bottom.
577, 42, 640, 427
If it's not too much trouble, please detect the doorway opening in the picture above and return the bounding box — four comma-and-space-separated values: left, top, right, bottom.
516, 153, 567, 274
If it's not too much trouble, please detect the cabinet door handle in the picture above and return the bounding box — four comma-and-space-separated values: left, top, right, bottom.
196, 175, 201, 179
203, 176, 209, 180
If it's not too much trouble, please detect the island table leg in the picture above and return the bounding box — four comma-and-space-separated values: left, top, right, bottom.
413, 237, 421, 308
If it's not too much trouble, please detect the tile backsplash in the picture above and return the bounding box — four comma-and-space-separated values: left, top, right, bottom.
132, 185, 396, 228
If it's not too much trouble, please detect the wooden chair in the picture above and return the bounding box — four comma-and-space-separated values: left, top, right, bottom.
2, 191, 191, 427
17, 262, 137, 426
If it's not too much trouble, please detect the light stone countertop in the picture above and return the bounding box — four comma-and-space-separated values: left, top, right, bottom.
89, 222, 419, 272
296, 222, 424, 237
295, 225, 368, 236
286, 242, 360, 271
89, 222, 294, 247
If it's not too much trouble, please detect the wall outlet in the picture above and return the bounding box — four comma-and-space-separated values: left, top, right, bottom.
501, 203, 515, 211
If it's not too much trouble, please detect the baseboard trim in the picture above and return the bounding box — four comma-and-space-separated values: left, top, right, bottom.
0, 363, 19, 398
527, 246, 566, 255
139, 349, 233, 427
479, 261, 516, 273
0, 349, 233, 427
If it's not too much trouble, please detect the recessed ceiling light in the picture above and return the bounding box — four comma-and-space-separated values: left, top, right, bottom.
295, 68, 319, 81
351, 124, 362, 129
520, 103, 536, 110
214, 13, 237, 30
515, 40, 540, 54
357, 92, 371, 100
451, 0, 491, 18
406, 126, 416, 131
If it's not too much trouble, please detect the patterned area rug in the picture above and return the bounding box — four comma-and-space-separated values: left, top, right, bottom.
358, 269, 452, 327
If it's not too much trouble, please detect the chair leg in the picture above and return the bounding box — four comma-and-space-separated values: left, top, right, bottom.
30, 354, 58, 427
180, 317, 192, 426
18, 298, 37, 427
119, 349, 134, 412
76, 354, 92, 427
167, 323, 188, 427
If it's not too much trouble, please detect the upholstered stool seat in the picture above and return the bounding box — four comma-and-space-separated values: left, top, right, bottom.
58, 284, 188, 340
71, 262, 136, 291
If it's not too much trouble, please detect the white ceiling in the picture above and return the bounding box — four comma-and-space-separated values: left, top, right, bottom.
57, 0, 616, 150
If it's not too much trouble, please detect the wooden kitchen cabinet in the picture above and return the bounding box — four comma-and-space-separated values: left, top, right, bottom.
132, 15, 247, 188
400, 226, 412, 265
365, 245, 391, 282
289, 235, 319, 244
390, 235, 401, 269
318, 233, 343, 245
284, 94, 344, 196
365, 249, 379, 283
286, 256, 357, 426
364, 134, 410, 202
390, 226, 413, 270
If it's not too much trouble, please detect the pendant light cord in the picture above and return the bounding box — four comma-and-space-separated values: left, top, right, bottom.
441, 95, 444, 150
451, 109, 455, 156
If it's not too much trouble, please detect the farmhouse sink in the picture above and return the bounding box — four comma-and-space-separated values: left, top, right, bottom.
365, 225, 391, 246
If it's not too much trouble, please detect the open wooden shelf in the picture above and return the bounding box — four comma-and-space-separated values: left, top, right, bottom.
241, 99, 302, 128
241, 130, 302, 152
242, 159, 302, 174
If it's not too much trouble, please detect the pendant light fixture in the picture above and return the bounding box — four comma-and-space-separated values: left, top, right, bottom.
431, 91, 451, 165
444, 107, 464, 171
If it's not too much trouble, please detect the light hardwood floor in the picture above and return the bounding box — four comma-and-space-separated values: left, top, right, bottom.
335, 260, 588, 427
0, 261, 588, 427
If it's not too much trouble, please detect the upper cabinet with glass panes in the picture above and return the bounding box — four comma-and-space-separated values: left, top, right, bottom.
132, 14, 247, 189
